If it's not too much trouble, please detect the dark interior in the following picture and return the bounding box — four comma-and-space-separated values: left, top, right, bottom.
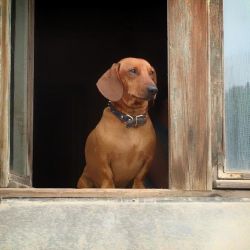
33, 1, 168, 188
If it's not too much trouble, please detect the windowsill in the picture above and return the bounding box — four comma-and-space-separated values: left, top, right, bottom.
0, 188, 250, 199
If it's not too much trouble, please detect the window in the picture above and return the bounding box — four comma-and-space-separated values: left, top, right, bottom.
32, 1, 168, 188
1, 0, 249, 194
212, 0, 250, 188
1, 0, 170, 190
224, 0, 250, 172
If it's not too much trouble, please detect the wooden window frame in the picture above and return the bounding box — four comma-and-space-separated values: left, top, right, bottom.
0, 0, 11, 188
168, 0, 211, 190
9, 0, 34, 187
0, 0, 33, 188
210, 0, 250, 189
0, 188, 250, 199
0, 0, 34, 188
0, 0, 250, 195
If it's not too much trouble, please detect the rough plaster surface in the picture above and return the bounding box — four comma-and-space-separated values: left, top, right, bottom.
0, 197, 250, 250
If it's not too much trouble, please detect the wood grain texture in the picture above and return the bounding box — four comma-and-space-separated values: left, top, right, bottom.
6, 0, 33, 186
1, 188, 250, 198
215, 180, 250, 189
12, 0, 29, 176
27, 0, 34, 180
209, 0, 224, 184
8, 172, 31, 187
0, 0, 10, 187
168, 0, 210, 190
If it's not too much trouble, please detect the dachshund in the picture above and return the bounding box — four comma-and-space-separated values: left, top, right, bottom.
77, 57, 158, 188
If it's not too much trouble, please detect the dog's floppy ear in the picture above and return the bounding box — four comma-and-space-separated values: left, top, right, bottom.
96, 63, 123, 102
152, 67, 157, 84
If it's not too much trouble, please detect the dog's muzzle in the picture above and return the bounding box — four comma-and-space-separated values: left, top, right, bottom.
147, 85, 158, 100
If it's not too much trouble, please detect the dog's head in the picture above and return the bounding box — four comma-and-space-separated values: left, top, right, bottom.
96, 58, 157, 104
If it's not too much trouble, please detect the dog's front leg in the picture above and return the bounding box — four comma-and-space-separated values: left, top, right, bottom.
100, 178, 115, 188
99, 164, 115, 188
132, 157, 153, 189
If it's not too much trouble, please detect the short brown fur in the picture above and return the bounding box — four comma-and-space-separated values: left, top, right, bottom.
77, 58, 157, 188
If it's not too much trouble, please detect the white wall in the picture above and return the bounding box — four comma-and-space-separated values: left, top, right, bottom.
1, 197, 250, 250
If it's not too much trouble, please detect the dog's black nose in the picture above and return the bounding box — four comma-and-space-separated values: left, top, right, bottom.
147, 85, 158, 96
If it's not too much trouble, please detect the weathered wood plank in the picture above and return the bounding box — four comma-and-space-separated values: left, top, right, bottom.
5, 0, 33, 186
11, 0, 33, 187
27, 0, 34, 179
1, 188, 250, 198
12, 0, 29, 175
214, 180, 250, 189
168, 0, 210, 190
8, 172, 31, 187
209, 0, 224, 185
0, 0, 11, 187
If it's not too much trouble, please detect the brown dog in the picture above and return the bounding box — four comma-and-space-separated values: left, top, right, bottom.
77, 57, 157, 188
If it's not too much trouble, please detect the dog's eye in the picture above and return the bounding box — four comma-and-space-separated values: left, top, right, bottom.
128, 68, 137, 75
149, 70, 155, 75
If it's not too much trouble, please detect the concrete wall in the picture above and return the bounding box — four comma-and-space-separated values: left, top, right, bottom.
1, 197, 250, 250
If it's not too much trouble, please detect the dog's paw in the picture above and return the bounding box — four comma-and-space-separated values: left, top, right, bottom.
132, 180, 145, 189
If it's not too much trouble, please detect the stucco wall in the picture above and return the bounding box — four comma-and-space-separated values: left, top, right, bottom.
1, 197, 250, 250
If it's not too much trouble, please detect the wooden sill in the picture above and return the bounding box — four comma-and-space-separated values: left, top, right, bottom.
0, 188, 250, 198
214, 180, 250, 189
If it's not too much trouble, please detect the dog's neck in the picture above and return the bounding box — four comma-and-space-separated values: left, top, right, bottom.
112, 98, 148, 116
108, 101, 147, 128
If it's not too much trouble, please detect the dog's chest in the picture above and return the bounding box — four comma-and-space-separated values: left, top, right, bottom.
108, 126, 155, 185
